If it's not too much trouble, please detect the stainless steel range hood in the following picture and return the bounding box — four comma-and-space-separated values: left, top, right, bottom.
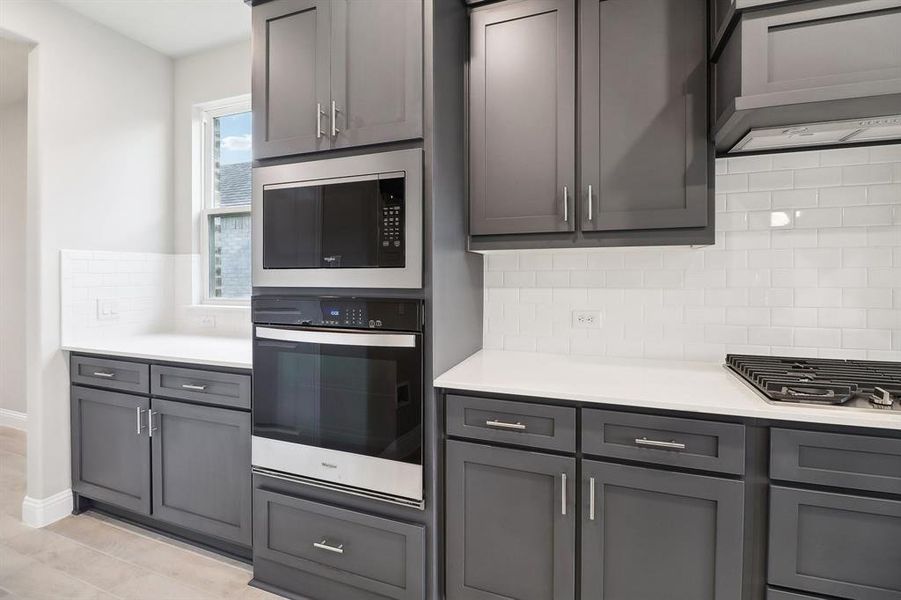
712, 0, 901, 155
730, 115, 901, 154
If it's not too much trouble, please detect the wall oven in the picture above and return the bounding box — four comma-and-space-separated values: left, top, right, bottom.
251, 296, 424, 508
252, 149, 422, 289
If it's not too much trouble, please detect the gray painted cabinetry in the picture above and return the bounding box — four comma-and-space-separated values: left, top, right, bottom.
252, 0, 423, 160
69, 354, 252, 553
468, 0, 713, 248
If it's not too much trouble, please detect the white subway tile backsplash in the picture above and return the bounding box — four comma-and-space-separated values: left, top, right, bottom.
483, 146, 901, 361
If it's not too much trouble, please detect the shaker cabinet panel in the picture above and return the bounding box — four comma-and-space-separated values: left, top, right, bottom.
150, 399, 252, 546
446, 440, 576, 600
71, 386, 151, 515
253, 0, 331, 159
469, 0, 576, 235
580, 0, 709, 232
581, 460, 745, 600
329, 0, 423, 149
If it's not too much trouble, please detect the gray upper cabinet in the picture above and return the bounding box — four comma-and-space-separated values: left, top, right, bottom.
581, 460, 746, 600
150, 399, 252, 546
252, 0, 423, 160
253, 0, 331, 159
329, 0, 423, 150
580, 0, 709, 233
469, 0, 576, 236
446, 440, 576, 600
71, 386, 151, 515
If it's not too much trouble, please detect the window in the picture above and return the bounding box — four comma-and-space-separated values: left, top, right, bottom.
200, 98, 252, 303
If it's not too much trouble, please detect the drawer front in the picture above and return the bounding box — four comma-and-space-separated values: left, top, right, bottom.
769, 486, 901, 600
771, 428, 901, 495
582, 409, 746, 475
253, 489, 424, 600
767, 589, 827, 600
446, 395, 576, 453
71, 355, 149, 394
151, 365, 250, 410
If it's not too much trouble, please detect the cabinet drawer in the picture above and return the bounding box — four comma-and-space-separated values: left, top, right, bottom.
151, 365, 250, 410
771, 428, 901, 495
446, 395, 576, 452
769, 486, 901, 599
582, 409, 746, 475
253, 489, 424, 600
71, 355, 149, 394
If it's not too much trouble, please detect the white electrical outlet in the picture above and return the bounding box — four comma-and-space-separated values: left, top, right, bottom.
572, 310, 601, 329
199, 315, 217, 329
96, 299, 120, 321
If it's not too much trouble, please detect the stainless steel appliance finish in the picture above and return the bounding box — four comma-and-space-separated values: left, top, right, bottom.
730, 115, 901, 153
252, 149, 423, 289
252, 296, 425, 507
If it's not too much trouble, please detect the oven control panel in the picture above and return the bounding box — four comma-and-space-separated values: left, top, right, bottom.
253, 296, 422, 332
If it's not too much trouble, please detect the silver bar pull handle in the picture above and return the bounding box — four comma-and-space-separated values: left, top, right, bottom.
313, 540, 344, 555
485, 420, 526, 431
316, 102, 326, 139
563, 186, 569, 222
634, 437, 686, 451
561, 473, 567, 516
587, 184, 593, 222
331, 100, 340, 137
589, 477, 596, 521
92, 371, 115, 379
148, 410, 157, 438
181, 384, 207, 392
136, 407, 144, 435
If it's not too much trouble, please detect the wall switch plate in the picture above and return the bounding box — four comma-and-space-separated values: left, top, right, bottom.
572, 310, 601, 329
96, 299, 120, 321
199, 315, 216, 329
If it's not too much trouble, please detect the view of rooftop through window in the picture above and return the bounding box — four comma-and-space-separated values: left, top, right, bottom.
208, 109, 252, 300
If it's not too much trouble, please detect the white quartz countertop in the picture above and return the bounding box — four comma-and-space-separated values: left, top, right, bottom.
62, 333, 252, 370
435, 350, 901, 431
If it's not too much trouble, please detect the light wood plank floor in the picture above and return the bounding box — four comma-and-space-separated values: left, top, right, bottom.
0, 427, 279, 599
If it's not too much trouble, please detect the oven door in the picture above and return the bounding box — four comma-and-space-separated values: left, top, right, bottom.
251, 326, 423, 502
252, 149, 422, 289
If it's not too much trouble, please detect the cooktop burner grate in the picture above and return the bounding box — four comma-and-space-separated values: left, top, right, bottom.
725, 354, 901, 405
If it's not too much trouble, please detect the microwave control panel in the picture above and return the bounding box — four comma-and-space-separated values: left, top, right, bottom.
378, 177, 405, 268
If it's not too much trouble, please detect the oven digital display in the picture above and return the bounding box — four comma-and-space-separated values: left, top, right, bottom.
328, 309, 341, 317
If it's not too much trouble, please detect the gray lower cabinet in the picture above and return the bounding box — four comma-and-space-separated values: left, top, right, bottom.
579, 0, 709, 233
252, 0, 423, 160
254, 488, 425, 600
445, 440, 576, 600
71, 386, 151, 515
769, 486, 901, 600
581, 460, 745, 600
150, 399, 252, 546
468, 0, 576, 236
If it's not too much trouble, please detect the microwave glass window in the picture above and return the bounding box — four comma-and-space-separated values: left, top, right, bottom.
262, 177, 404, 270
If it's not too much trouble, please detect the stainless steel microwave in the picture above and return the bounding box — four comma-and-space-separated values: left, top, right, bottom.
252, 149, 422, 289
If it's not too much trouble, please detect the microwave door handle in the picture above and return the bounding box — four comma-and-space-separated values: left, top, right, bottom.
264, 173, 381, 192
255, 327, 417, 348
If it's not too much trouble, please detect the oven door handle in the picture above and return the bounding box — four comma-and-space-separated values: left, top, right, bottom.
255, 326, 417, 348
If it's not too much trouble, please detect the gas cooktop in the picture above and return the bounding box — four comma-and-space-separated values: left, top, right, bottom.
725, 354, 901, 411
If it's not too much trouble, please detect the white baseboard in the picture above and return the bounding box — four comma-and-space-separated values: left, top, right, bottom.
22, 489, 73, 528
0, 408, 27, 431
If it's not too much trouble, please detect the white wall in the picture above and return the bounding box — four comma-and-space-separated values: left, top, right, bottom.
0, 0, 174, 519
0, 99, 28, 415
484, 145, 901, 362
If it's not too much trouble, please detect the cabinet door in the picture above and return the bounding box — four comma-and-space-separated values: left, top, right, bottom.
582, 460, 745, 600
71, 386, 151, 514
150, 399, 252, 546
446, 440, 576, 600
252, 0, 331, 159
769, 486, 901, 600
469, 0, 576, 235
580, 0, 709, 232
329, 0, 423, 149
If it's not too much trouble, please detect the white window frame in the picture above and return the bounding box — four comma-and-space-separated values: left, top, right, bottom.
198, 96, 252, 306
